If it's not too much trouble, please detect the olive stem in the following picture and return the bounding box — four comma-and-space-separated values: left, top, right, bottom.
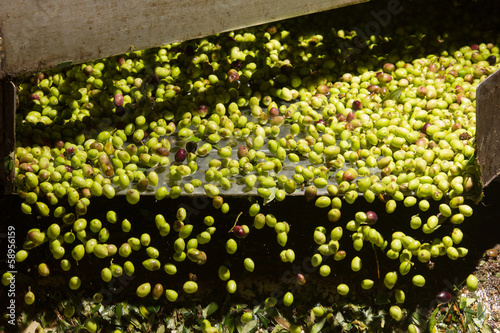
372, 244, 380, 279
228, 212, 243, 233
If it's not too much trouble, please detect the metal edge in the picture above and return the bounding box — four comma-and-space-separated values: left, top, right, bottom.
476, 68, 500, 187
0, 78, 16, 194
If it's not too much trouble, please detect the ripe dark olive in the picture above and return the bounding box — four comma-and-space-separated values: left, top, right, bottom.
114, 94, 124, 107
233, 225, 246, 238
29, 93, 40, 101
352, 101, 362, 111
296, 273, 306, 285
228, 70, 239, 83
186, 141, 197, 153
157, 147, 170, 156
421, 123, 431, 134
269, 107, 279, 118
315, 119, 326, 126
487, 55, 496, 66
366, 211, 378, 225
346, 111, 356, 122
175, 149, 187, 163
304, 186, 317, 202
436, 291, 452, 303
237, 145, 248, 159
198, 105, 208, 117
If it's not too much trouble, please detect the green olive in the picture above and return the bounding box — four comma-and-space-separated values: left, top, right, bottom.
183, 281, 198, 294
466, 274, 478, 292
389, 305, 403, 321
283, 292, 294, 306
337, 284, 349, 295
226, 280, 237, 294
136, 283, 151, 298
165, 289, 178, 302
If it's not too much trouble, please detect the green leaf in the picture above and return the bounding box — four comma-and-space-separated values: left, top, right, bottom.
263, 187, 278, 205
477, 302, 486, 320
382, 87, 403, 102
224, 317, 235, 333
116, 304, 123, 321
91, 304, 101, 314
235, 318, 243, 332
203, 302, 219, 318
241, 319, 258, 333
428, 307, 440, 330
146, 304, 161, 314
482, 323, 494, 333
311, 317, 326, 333
257, 313, 270, 328
334, 311, 344, 326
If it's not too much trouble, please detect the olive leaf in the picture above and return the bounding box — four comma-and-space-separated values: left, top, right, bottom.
311, 317, 326, 333
240, 319, 258, 333
203, 302, 219, 318
381, 87, 403, 102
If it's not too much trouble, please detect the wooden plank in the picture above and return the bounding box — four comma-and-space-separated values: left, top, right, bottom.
476, 68, 500, 187
0, 0, 365, 78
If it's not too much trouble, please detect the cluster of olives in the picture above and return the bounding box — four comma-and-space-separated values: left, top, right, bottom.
7, 1, 498, 331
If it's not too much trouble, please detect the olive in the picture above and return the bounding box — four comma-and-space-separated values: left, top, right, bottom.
244, 258, 255, 272
389, 305, 403, 321
183, 281, 198, 294
226, 280, 237, 294
165, 289, 178, 302
436, 291, 452, 304
384, 271, 398, 289
337, 284, 349, 295
466, 274, 478, 292
152, 283, 164, 300
361, 279, 374, 290
175, 149, 188, 163
25, 289, 35, 305
412, 275, 426, 287
69, 276, 81, 290
283, 292, 294, 306
136, 283, 151, 298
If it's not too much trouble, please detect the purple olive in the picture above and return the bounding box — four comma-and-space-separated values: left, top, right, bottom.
29, 93, 40, 101
346, 112, 356, 122
315, 119, 326, 127
487, 55, 496, 66
175, 149, 187, 163
117, 57, 126, 66
269, 107, 279, 118
237, 145, 248, 159
66, 146, 75, 155
383, 63, 395, 73
336, 114, 346, 122
233, 226, 246, 238
114, 94, 124, 107
228, 70, 239, 83
296, 273, 306, 285
352, 101, 362, 111
185, 141, 197, 153
436, 291, 452, 303
198, 105, 208, 117
366, 211, 378, 225
421, 123, 431, 134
